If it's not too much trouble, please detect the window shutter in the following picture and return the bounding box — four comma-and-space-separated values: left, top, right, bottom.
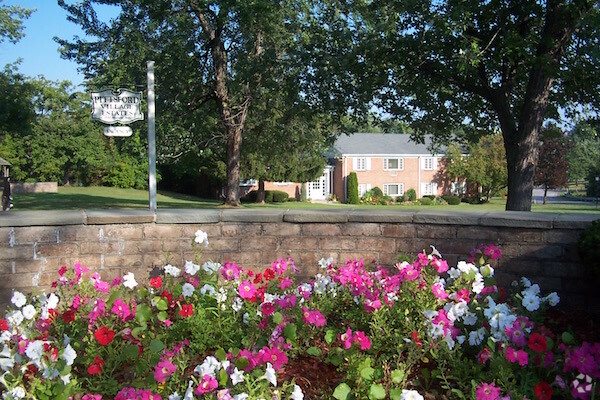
367, 184, 372, 191
433, 157, 438, 170
366, 158, 371, 170
383, 184, 388, 195
399, 158, 404, 170
383, 158, 388, 170
352, 157, 358, 170
420, 158, 425, 169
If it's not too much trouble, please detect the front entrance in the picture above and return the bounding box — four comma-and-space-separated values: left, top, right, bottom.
307, 167, 333, 201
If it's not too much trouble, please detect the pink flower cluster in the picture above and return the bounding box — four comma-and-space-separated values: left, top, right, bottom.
339, 327, 372, 350
236, 345, 289, 371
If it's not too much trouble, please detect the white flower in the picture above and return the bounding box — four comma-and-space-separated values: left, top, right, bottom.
197, 356, 219, 377
122, 272, 138, 289
472, 273, 484, 294
22, 305, 36, 320
545, 292, 560, 307
522, 294, 540, 312
168, 392, 182, 400
11, 291, 26, 308
184, 381, 195, 400
457, 261, 477, 274
182, 283, 195, 298
264, 362, 277, 386
468, 328, 486, 346
202, 262, 221, 274
0, 332, 11, 343
61, 344, 76, 366
231, 367, 245, 385
164, 264, 181, 277
0, 357, 14, 372
61, 373, 71, 385
194, 229, 209, 247
8, 387, 26, 399
520, 277, 532, 287
6, 310, 24, 328
401, 389, 424, 400
233, 394, 249, 400
462, 312, 478, 326
430, 245, 442, 258
232, 297, 243, 312
318, 257, 333, 269
290, 384, 304, 400
216, 288, 228, 304
200, 284, 217, 297
25, 340, 45, 362
184, 261, 200, 276
447, 267, 461, 279
243, 312, 250, 324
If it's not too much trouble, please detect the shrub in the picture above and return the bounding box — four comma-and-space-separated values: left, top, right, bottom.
423, 195, 436, 200
241, 190, 258, 203
264, 190, 274, 203
271, 190, 289, 203
347, 172, 359, 204
442, 195, 461, 205
405, 188, 417, 201
287, 197, 297, 202
396, 194, 406, 203
419, 197, 433, 205
577, 219, 600, 273
301, 182, 307, 202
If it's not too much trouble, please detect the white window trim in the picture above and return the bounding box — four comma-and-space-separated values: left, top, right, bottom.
383, 157, 404, 171
383, 183, 404, 196
422, 157, 433, 170
353, 157, 371, 171
421, 182, 438, 196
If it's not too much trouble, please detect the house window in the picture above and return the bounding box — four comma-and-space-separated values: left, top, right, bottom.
384, 158, 404, 171
383, 183, 404, 196
451, 182, 466, 196
358, 184, 367, 197
423, 157, 433, 170
355, 157, 366, 171
422, 182, 438, 196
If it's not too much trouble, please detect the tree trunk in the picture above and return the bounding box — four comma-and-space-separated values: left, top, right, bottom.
543, 184, 548, 205
224, 124, 243, 206
256, 179, 265, 204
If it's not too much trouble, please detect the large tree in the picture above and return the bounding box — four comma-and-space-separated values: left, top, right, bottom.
57, 0, 327, 206
0, 0, 32, 44
339, 0, 599, 211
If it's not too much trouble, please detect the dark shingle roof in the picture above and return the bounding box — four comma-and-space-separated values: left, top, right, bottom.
332, 133, 443, 156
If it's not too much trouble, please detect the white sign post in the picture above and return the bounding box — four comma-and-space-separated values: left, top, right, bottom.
147, 61, 157, 211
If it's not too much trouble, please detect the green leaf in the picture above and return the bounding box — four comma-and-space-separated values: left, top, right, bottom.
235, 357, 249, 370
306, 347, 322, 357
360, 366, 375, 381
451, 388, 467, 399
391, 369, 405, 384
215, 348, 227, 361
333, 383, 351, 400
325, 328, 336, 344
136, 304, 152, 323
124, 344, 140, 359
154, 297, 168, 311
157, 311, 169, 321
368, 384, 386, 399
561, 331, 575, 345
132, 325, 146, 338
283, 323, 297, 341
149, 339, 164, 353
390, 388, 403, 400
219, 368, 228, 386
273, 312, 283, 324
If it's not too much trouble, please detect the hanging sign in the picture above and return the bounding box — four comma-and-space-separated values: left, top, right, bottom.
91, 89, 144, 124
103, 126, 133, 137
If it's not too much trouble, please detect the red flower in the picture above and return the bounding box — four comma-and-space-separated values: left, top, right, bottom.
0, 319, 8, 331
150, 276, 163, 288
58, 265, 68, 276
94, 326, 115, 346
253, 272, 263, 284
179, 304, 193, 318
411, 331, 423, 347
87, 356, 105, 375
534, 381, 553, 400
528, 333, 548, 352
264, 268, 275, 281
161, 290, 173, 304
62, 309, 76, 323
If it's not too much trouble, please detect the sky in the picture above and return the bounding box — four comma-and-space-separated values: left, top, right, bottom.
0, 0, 119, 88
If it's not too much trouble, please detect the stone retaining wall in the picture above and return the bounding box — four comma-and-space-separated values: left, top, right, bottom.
11, 182, 58, 193
0, 209, 598, 311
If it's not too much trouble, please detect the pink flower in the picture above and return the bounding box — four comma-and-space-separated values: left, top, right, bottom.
505, 321, 527, 347
111, 298, 131, 322
477, 348, 492, 365
260, 346, 288, 370
93, 278, 110, 294
301, 307, 326, 327
195, 374, 218, 395
154, 359, 177, 383
475, 382, 501, 400
431, 257, 449, 273
261, 302, 275, 316
271, 258, 289, 275
505, 346, 528, 366
275, 294, 296, 309
82, 395, 102, 400
352, 331, 371, 350
238, 281, 257, 300
220, 261, 241, 281
432, 283, 449, 300
364, 297, 382, 312
339, 328, 353, 349
484, 244, 502, 260
432, 309, 452, 336
399, 264, 420, 281
87, 299, 106, 325
456, 288, 470, 303
278, 277, 293, 290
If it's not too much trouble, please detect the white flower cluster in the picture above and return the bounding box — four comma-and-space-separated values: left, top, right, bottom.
194, 229, 209, 247
519, 278, 560, 311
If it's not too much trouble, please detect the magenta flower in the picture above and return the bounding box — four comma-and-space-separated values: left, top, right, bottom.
399, 264, 420, 281
271, 258, 289, 274
82, 395, 102, 400
432, 309, 452, 336
431, 257, 449, 273
505, 321, 526, 347
220, 261, 241, 281
275, 294, 296, 309
260, 346, 288, 370
261, 302, 275, 316
352, 331, 371, 350
565, 343, 599, 376
364, 297, 382, 312
278, 277, 293, 290
432, 283, 449, 300
238, 281, 257, 300
505, 346, 528, 366
475, 382, 501, 400
195, 374, 218, 395
87, 299, 106, 325
484, 244, 502, 260
111, 298, 131, 322
154, 359, 176, 383
339, 328, 353, 349
301, 307, 326, 327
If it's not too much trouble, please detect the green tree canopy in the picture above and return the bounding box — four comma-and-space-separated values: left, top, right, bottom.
0, 1, 33, 44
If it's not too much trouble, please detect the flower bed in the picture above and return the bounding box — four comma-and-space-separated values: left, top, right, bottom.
0, 231, 598, 400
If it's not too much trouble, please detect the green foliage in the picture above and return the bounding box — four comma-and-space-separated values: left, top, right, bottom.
301, 183, 307, 202
0, 2, 33, 44
419, 197, 433, 205
587, 167, 600, 197
577, 220, 600, 273
405, 188, 417, 202
270, 190, 289, 203
347, 172, 359, 204
566, 122, 600, 184
442, 195, 462, 205
362, 187, 390, 205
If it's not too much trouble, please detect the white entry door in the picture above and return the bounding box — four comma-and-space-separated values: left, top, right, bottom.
308, 171, 328, 200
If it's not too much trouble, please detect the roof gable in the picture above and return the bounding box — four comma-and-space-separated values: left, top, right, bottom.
332, 133, 443, 156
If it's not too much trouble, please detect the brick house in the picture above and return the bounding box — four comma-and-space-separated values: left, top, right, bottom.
246, 133, 453, 202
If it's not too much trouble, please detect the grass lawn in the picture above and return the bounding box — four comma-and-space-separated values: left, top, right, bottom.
6, 186, 600, 214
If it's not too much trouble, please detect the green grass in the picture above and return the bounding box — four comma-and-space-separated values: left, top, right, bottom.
7, 186, 600, 214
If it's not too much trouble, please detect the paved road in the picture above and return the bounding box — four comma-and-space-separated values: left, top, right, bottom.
532, 188, 599, 205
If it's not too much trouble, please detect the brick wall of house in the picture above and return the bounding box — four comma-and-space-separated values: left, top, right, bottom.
0, 209, 597, 312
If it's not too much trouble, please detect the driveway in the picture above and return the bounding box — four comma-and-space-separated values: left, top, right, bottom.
532, 188, 599, 205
